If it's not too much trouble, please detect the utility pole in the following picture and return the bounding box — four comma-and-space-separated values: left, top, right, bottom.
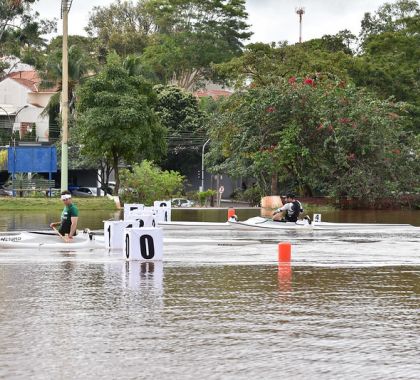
60, 1, 73, 191
296, 7, 305, 43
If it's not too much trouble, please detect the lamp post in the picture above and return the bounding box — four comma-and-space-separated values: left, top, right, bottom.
60, 0, 73, 191
200, 139, 210, 192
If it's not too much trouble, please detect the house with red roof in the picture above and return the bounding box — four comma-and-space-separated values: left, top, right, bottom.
0, 70, 57, 145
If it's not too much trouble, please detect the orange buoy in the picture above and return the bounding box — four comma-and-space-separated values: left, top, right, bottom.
227, 208, 236, 220
278, 242, 291, 262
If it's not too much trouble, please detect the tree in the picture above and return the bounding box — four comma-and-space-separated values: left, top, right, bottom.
119, 160, 184, 204
359, 0, 419, 46
75, 54, 166, 194
0, 0, 56, 75
214, 41, 353, 89
351, 1, 420, 132
87, 0, 252, 90
154, 84, 207, 177
86, 0, 155, 58
207, 76, 417, 203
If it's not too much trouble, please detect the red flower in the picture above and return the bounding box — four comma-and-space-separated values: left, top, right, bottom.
266, 106, 276, 113
316, 124, 324, 131
328, 125, 334, 132
288, 76, 297, 84
304, 78, 314, 86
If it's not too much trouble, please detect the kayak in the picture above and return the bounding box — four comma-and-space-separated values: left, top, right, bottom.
0, 230, 258, 249
230, 217, 417, 231
158, 221, 231, 230
0, 230, 102, 249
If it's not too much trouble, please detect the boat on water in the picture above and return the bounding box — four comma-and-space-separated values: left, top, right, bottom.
0, 229, 257, 249
229, 216, 417, 231
158, 221, 231, 230
0, 230, 102, 249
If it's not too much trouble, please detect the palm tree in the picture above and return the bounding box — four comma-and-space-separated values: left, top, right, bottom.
40, 44, 96, 118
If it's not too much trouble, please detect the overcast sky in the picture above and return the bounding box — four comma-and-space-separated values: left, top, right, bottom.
33, 0, 396, 44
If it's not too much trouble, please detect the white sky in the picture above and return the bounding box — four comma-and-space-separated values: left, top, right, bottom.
33, 0, 396, 44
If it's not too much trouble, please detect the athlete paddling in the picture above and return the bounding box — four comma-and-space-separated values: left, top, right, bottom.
50, 190, 79, 242
272, 193, 303, 223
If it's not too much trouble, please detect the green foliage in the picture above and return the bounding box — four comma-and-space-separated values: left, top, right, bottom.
197, 189, 216, 206
119, 160, 184, 205
0, 0, 56, 74
86, 0, 153, 57
208, 76, 418, 203
87, 0, 252, 89
215, 41, 353, 89
75, 54, 167, 193
155, 84, 205, 134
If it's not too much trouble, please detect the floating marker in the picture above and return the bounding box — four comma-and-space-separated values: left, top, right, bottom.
227, 208, 236, 221
104, 220, 139, 250
124, 203, 144, 220
278, 242, 291, 262
124, 227, 163, 261
153, 200, 172, 222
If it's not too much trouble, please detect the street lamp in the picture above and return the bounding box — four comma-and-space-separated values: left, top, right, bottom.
200, 139, 210, 192
60, 0, 73, 191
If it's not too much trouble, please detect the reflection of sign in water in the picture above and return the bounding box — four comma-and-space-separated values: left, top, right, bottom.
219, 186, 224, 194
122, 260, 164, 296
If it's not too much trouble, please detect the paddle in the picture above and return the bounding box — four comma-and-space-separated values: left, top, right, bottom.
51, 226, 69, 243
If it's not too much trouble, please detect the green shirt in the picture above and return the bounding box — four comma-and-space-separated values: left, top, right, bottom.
58, 203, 79, 235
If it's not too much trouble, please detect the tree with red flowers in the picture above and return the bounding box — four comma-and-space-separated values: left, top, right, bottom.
207, 75, 417, 202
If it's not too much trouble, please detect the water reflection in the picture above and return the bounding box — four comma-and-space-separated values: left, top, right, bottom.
0, 261, 419, 378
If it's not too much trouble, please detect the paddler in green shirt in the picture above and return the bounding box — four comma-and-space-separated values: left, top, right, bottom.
50, 190, 79, 242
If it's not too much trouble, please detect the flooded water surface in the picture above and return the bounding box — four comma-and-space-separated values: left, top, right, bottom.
0, 209, 419, 379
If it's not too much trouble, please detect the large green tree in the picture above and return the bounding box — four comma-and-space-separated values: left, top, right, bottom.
87, 0, 252, 90
75, 54, 166, 193
0, 0, 56, 75
154, 84, 207, 176
208, 76, 417, 203
86, 0, 154, 58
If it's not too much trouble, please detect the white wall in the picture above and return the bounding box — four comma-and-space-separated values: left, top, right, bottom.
0, 78, 28, 106
0, 78, 51, 142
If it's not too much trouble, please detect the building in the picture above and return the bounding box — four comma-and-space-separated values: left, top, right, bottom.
0, 70, 57, 144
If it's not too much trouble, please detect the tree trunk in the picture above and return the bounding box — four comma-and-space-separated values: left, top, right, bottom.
113, 153, 119, 195
270, 172, 278, 195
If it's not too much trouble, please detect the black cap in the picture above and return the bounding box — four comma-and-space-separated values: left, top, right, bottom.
286, 193, 295, 198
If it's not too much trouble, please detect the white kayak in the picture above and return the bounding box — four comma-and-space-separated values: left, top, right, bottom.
0, 230, 258, 249
158, 221, 231, 230
230, 217, 417, 231
0, 230, 103, 249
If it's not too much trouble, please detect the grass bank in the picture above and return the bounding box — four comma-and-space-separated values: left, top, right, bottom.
0, 197, 117, 211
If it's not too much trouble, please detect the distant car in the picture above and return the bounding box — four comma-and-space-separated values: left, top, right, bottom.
171, 198, 195, 207
71, 187, 96, 197
0, 185, 13, 196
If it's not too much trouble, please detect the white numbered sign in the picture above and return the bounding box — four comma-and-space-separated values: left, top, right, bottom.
313, 214, 322, 223
104, 220, 139, 250
124, 227, 163, 261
